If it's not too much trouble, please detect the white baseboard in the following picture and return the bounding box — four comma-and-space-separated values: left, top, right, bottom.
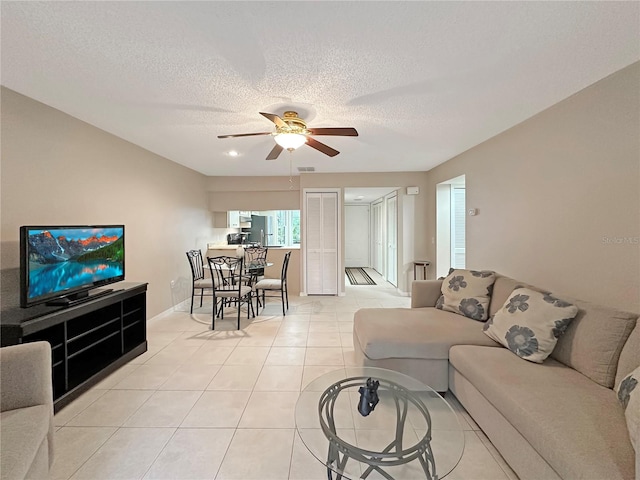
148, 299, 189, 323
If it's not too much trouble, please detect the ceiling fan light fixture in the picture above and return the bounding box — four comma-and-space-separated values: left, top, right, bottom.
218, 111, 357, 160
274, 133, 307, 150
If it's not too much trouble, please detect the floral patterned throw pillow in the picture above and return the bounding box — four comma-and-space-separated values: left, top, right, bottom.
615, 365, 639, 453
438, 269, 496, 321
483, 287, 579, 363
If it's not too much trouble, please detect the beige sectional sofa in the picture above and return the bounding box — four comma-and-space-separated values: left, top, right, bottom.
353, 274, 639, 480
0, 341, 54, 480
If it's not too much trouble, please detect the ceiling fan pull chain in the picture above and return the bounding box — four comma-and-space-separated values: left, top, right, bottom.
289, 152, 293, 190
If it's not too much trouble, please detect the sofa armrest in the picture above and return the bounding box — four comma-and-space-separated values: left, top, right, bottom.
411, 280, 443, 308
0, 342, 53, 412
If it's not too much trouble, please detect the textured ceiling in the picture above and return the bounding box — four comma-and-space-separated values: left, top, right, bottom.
2, 2, 639, 177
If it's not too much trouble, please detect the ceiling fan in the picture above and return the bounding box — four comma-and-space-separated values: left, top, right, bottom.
218, 111, 358, 160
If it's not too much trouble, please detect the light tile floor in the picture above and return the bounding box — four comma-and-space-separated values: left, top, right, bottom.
52, 269, 519, 480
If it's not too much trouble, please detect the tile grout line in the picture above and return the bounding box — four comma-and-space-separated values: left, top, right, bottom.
474, 429, 519, 480
137, 426, 179, 480
212, 426, 239, 480
54, 389, 106, 428
57, 425, 120, 480
286, 428, 298, 480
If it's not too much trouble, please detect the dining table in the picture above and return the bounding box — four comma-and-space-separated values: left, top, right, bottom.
206, 257, 273, 286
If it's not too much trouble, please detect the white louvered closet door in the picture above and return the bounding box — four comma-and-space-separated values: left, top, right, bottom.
305, 192, 338, 295
306, 194, 323, 294
321, 193, 338, 294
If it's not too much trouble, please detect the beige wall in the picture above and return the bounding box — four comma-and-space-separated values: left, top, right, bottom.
0, 87, 213, 318
207, 176, 301, 211
425, 62, 640, 312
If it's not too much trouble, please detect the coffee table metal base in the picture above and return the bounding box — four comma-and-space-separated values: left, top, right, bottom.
319, 376, 437, 480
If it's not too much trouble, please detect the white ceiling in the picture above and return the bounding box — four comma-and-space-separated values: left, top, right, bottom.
2, 2, 638, 177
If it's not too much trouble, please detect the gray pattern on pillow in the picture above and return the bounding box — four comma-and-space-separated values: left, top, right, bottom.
615, 366, 640, 453
440, 269, 496, 321
483, 287, 579, 363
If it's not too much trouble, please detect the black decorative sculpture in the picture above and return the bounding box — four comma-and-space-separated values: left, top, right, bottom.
357, 377, 380, 416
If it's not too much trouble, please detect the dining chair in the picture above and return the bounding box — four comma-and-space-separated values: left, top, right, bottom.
243, 246, 269, 308
207, 255, 255, 329
185, 250, 214, 314
244, 246, 268, 278
253, 251, 291, 316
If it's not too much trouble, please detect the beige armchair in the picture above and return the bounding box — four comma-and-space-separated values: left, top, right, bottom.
1, 341, 54, 480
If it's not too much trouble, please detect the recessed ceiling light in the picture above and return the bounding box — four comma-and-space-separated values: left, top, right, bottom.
356, 195, 364, 199
228, 150, 239, 157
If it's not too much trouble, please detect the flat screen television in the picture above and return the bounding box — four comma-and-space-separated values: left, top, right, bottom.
20, 225, 125, 308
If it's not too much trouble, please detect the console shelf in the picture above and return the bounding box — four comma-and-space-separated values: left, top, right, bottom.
0, 282, 147, 412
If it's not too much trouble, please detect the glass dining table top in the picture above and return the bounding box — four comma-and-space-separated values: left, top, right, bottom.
244, 260, 273, 270
295, 367, 465, 480
206, 258, 273, 271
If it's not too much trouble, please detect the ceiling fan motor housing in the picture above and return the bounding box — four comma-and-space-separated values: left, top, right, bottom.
279, 111, 308, 134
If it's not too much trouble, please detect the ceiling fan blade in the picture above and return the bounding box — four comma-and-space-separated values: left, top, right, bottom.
266, 144, 284, 160
218, 132, 272, 139
307, 127, 359, 137
306, 137, 340, 157
259, 112, 287, 129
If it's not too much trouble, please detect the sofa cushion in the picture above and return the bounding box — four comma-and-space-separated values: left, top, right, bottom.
551, 298, 637, 388
0, 405, 51, 480
489, 276, 524, 317
616, 324, 640, 388
616, 365, 639, 453
488, 275, 551, 317
353, 308, 500, 361
483, 288, 578, 363
411, 280, 444, 308
449, 345, 636, 480
438, 269, 496, 321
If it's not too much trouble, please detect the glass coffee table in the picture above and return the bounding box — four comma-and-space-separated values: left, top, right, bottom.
295, 367, 464, 480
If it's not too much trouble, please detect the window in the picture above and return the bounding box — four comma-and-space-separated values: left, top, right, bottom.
451, 187, 466, 268
275, 210, 300, 246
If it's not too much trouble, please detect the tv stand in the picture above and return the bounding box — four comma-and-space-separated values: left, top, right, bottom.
0, 282, 147, 412
46, 288, 115, 307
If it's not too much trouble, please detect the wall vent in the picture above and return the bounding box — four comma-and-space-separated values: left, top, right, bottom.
297, 166, 315, 172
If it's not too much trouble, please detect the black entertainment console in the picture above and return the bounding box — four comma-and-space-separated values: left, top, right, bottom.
0, 280, 147, 412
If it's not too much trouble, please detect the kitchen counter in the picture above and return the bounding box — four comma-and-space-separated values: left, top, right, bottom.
207, 245, 242, 250
207, 244, 300, 250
